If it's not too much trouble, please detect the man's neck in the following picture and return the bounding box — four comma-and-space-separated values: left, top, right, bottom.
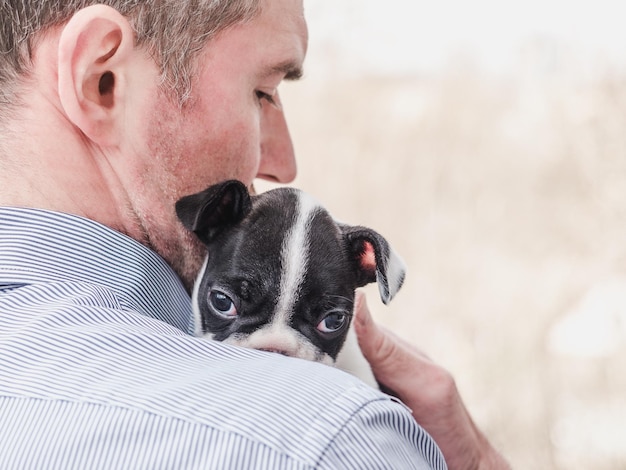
0, 89, 133, 237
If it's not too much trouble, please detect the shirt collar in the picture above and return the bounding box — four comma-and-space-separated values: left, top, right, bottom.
0, 207, 194, 334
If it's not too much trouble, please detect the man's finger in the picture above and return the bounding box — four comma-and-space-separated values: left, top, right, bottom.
354, 293, 441, 397
354, 292, 413, 388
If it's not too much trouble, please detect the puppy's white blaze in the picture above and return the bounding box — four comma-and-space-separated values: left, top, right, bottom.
273, 192, 320, 325
192, 256, 210, 336
378, 248, 406, 304
225, 325, 334, 365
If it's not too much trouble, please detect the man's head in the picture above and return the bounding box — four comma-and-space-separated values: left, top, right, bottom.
175, 180, 406, 364
0, 0, 307, 290
0, 0, 260, 114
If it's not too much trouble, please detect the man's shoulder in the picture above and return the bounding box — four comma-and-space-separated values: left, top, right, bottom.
0, 286, 443, 469
0, 207, 445, 468
0, 206, 196, 332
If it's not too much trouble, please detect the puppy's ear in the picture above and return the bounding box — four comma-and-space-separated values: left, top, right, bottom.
341, 225, 406, 304
175, 180, 252, 244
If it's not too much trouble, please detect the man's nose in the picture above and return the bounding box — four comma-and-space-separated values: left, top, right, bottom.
257, 93, 297, 184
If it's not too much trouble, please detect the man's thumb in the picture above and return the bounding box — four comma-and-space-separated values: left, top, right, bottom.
354, 292, 399, 375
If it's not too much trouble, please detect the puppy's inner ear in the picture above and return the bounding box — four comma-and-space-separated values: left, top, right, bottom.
352, 239, 377, 284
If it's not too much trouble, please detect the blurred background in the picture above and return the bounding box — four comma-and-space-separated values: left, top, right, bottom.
260, 1, 626, 468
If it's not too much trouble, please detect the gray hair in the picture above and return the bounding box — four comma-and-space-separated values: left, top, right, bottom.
0, 0, 261, 112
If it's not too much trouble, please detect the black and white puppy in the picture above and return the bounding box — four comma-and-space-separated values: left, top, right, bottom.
175, 180, 406, 387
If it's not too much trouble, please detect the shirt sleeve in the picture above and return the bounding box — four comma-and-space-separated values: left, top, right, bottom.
316, 397, 447, 470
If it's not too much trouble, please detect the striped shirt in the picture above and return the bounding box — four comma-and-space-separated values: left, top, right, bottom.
0, 207, 447, 469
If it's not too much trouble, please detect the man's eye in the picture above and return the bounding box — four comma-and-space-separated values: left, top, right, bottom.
208, 290, 238, 318
317, 312, 348, 334
255, 90, 277, 106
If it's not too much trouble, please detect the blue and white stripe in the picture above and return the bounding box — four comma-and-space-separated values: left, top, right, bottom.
0, 207, 446, 469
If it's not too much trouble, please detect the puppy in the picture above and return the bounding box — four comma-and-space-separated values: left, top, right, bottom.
176, 180, 406, 387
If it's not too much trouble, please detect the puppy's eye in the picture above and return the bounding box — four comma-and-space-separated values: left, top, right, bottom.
317, 312, 348, 334
208, 290, 238, 318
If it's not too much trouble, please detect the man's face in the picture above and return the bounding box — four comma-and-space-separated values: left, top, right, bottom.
122, 0, 308, 289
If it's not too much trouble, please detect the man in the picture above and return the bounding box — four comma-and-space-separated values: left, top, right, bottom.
0, 1, 509, 468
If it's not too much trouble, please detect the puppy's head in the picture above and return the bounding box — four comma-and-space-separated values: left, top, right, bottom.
176, 180, 405, 364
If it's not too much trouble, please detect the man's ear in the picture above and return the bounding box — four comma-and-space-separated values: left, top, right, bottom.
57, 5, 135, 146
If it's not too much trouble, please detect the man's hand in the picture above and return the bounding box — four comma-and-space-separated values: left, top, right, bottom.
353, 292, 511, 470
